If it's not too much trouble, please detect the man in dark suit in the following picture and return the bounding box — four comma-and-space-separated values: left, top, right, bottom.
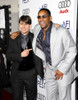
0, 38, 9, 99
6, 15, 44, 100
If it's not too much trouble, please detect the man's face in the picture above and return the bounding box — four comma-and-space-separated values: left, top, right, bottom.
37, 10, 52, 30
19, 21, 31, 35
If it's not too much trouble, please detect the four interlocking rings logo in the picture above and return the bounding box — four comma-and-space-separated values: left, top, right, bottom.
58, 0, 71, 9
22, 0, 29, 3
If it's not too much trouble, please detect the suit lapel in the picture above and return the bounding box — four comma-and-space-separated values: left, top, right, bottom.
29, 32, 33, 44
16, 33, 21, 51
32, 26, 46, 61
33, 26, 41, 52
28, 32, 33, 49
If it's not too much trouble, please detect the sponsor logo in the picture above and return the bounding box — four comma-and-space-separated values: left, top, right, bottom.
39, 4, 48, 10
22, 8, 30, 15
37, 93, 46, 100
37, 76, 45, 89
22, 0, 29, 3
58, 0, 71, 9
61, 20, 70, 29
59, 9, 69, 14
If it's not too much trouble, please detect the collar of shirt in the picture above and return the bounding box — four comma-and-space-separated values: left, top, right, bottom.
21, 32, 29, 39
38, 21, 52, 44
21, 32, 29, 49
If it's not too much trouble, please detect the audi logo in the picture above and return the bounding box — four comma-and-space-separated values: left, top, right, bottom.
58, 0, 71, 9
22, 8, 30, 15
22, 0, 29, 3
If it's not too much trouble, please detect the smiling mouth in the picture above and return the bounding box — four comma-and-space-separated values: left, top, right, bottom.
22, 28, 26, 31
40, 21, 45, 25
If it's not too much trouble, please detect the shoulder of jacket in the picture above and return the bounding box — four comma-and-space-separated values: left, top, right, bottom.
34, 24, 41, 30
29, 32, 34, 36
56, 26, 66, 31
10, 31, 20, 39
53, 23, 66, 31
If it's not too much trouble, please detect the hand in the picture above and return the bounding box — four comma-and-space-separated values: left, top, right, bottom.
10, 31, 20, 39
55, 23, 60, 28
21, 49, 32, 57
55, 70, 63, 80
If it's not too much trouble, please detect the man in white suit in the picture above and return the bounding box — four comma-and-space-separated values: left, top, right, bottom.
32, 8, 78, 100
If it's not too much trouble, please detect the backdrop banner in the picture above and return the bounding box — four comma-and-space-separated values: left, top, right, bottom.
19, 0, 77, 100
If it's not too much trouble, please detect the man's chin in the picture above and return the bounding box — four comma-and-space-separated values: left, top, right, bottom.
21, 32, 28, 35
40, 25, 47, 29
41, 26, 45, 29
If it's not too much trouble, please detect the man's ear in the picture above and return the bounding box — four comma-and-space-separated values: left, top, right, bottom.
50, 16, 52, 21
30, 24, 32, 28
55, 23, 60, 28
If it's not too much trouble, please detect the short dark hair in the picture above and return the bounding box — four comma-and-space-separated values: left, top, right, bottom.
19, 15, 32, 24
38, 8, 51, 16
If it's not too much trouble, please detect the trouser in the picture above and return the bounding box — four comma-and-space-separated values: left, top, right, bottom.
11, 68, 37, 100
0, 76, 2, 100
0, 85, 2, 100
45, 63, 71, 100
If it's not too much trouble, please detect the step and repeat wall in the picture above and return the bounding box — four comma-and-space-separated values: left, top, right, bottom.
19, 0, 77, 100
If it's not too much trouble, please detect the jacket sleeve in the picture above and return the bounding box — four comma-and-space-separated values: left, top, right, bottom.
57, 29, 77, 74
6, 37, 23, 62
33, 52, 44, 79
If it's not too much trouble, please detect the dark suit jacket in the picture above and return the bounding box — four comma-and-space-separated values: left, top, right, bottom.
0, 38, 9, 87
6, 32, 44, 82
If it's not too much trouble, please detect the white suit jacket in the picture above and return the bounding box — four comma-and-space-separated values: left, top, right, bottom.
32, 23, 78, 86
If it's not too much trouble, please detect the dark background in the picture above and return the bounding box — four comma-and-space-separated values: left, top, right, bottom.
76, 0, 78, 100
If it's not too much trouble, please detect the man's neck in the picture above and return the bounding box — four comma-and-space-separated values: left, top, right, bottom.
21, 32, 29, 36
42, 23, 51, 34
